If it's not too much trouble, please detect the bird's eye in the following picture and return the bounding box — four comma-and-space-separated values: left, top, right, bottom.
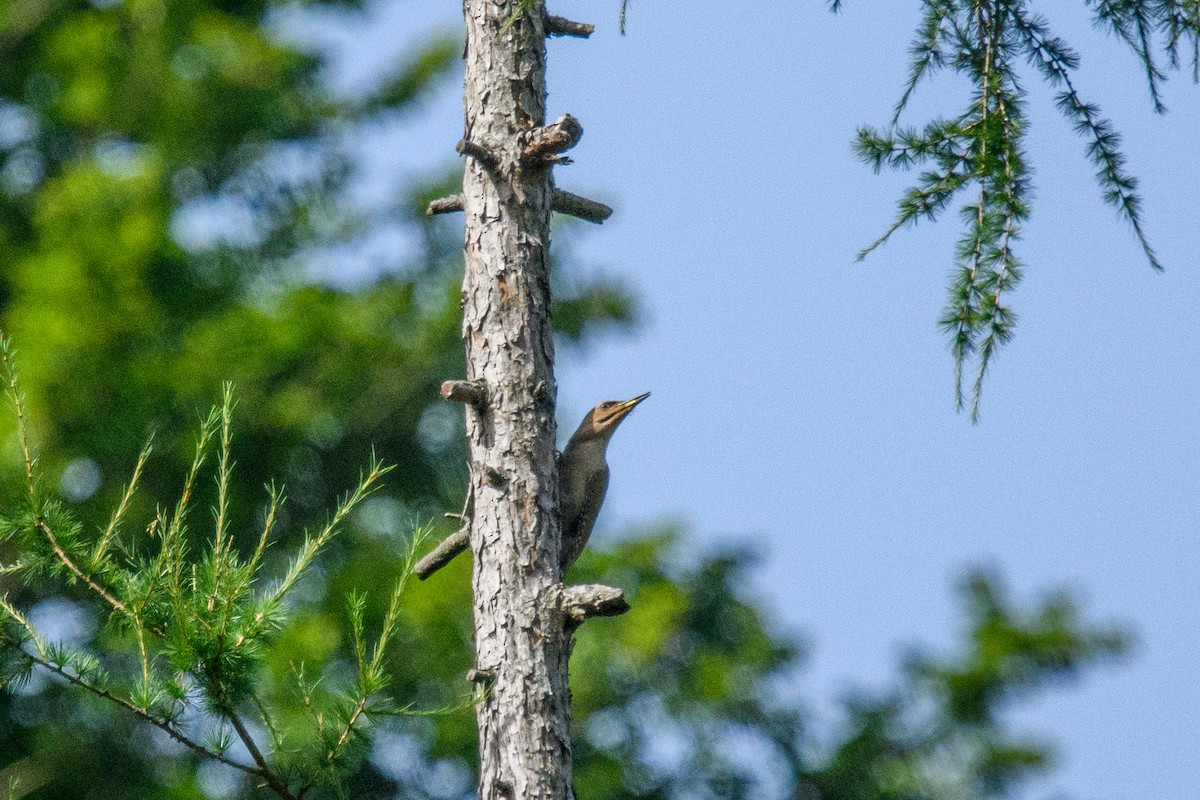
600, 402, 614, 409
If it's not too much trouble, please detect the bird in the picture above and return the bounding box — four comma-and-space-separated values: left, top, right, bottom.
557, 392, 650, 571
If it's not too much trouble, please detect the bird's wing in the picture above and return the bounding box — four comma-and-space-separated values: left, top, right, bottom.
562, 465, 609, 568
576, 466, 609, 543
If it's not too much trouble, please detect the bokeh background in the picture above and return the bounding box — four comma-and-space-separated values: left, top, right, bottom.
0, 1, 1195, 798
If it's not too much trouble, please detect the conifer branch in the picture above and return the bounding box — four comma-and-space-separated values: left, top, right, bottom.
0, 339, 36, 499
225, 707, 297, 800
161, 409, 222, 610
42, 652, 262, 777
326, 529, 426, 772
0, 599, 260, 780
248, 483, 284, 578
213, 383, 236, 559
93, 436, 153, 564
264, 458, 390, 609
134, 619, 151, 699
854, 160, 970, 260
36, 517, 135, 622
0, 374, 436, 799
893, 0, 953, 124
1011, 12, 1161, 270
1090, 0, 1168, 111
849, 0, 1191, 417
1160, 1, 1200, 80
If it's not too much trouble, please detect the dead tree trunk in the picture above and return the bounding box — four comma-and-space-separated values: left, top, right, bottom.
461, 3, 566, 799
429, 2, 623, 799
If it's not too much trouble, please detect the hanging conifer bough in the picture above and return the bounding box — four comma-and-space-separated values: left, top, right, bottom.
424, 1, 626, 798
838, 0, 1200, 421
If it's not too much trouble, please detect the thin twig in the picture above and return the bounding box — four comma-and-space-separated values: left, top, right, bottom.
135, 618, 150, 697
252, 694, 283, 753
328, 696, 369, 765
94, 437, 154, 563
37, 518, 132, 620
248, 484, 284, 578
18, 648, 259, 778
2, 343, 36, 499
213, 384, 235, 558
226, 708, 297, 800
265, 460, 390, 606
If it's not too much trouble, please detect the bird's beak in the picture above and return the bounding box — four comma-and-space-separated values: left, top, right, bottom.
615, 392, 651, 417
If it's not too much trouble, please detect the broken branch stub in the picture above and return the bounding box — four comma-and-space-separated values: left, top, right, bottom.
456, 139, 499, 170
545, 15, 594, 38
521, 114, 584, 166
560, 583, 630, 627
441, 379, 487, 405
427, 194, 464, 216
551, 188, 613, 223
414, 528, 471, 580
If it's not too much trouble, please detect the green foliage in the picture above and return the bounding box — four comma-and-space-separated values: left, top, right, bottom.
842, 0, 1199, 420
807, 569, 1127, 800
0, 0, 634, 569
568, 538, 806, 798
0, 365, 449, 799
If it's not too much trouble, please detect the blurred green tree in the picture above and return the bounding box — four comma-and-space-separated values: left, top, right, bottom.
0, 2, 1124, 799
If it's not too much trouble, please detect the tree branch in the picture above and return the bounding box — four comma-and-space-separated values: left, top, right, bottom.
37, 518, 149, 629
551, 188, 612, 223
456, 139, 499, 170
430, 189, 614, 223
24, 650, 262, 781
559, 584, 630, 627
414, 527, 470, 580
224, 708, 296, 800
331, 697, 369, 759
545, 15, 594, 38
427, 195, 464, 216
521, 114, 583, 165
440, 379, 487, 406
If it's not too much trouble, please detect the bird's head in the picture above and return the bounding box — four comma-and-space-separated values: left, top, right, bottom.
574, 392, 650, 441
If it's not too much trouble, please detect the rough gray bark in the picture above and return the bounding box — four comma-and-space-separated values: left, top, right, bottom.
459, 2, 570, 799
442, 3, 627, 796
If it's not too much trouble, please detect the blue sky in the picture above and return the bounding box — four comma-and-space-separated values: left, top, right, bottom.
285, 1, 1199, 796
